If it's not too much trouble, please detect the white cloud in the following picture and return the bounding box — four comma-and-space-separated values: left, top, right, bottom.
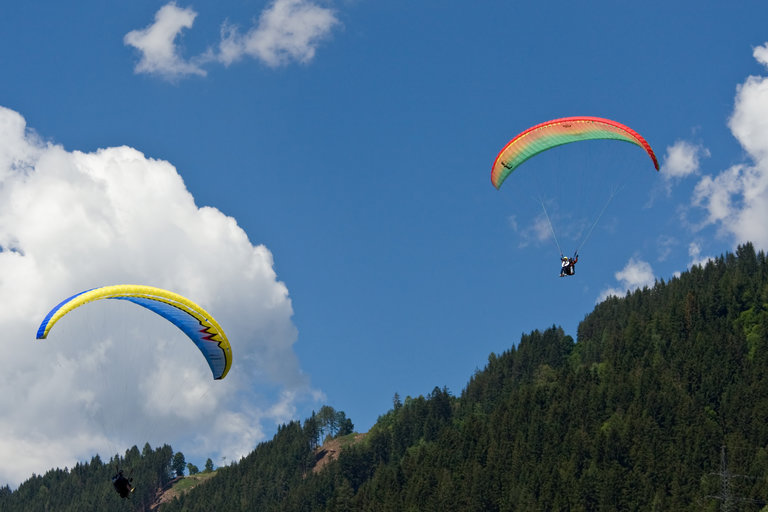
687, 241, 713, 269
510, 212, 556, 249
691, 42, 768, 250
214, 0, 339, 67
755, 43, 768, 68
124, 2, 206, 80
506, 214, 518, 232
125, 1, 339, 80
597, 258, 656, 302
661, 140, 708, 181
532, 213, 554, 243
0, 105, 318, 486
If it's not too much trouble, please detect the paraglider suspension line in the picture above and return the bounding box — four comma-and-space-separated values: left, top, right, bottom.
575, 184, 623, 255
536, 196, 563, 256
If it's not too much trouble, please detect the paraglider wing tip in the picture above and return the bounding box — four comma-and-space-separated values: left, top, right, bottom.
35, 324, 49, 340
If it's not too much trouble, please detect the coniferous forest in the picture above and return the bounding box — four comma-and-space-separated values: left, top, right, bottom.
3, 243, 768, 511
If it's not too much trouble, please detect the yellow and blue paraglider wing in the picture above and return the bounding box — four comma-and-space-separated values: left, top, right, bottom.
36, 285, 232, 380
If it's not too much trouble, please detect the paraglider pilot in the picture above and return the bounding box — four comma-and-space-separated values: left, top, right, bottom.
560, 253, 579, 277
112, 469, 134, 498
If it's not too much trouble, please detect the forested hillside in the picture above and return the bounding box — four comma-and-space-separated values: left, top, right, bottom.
5, 244, 768, 511
163, 243, 768, 511
0, 444, 175, 511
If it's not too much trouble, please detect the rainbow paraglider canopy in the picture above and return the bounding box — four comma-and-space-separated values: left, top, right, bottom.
491, 116, 659, 190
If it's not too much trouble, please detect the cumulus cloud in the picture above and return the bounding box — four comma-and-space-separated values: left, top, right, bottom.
215, 0, 339, 67
0, 105, 318, 486
661, 140, 708, 181
598, 258, 656, 302
691, 42, 768, 249
755, 44, 768, 67
124, 2, 206, 80
125, 1, 339, 80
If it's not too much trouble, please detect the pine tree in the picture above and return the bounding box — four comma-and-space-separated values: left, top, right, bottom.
171, 452, 186, 477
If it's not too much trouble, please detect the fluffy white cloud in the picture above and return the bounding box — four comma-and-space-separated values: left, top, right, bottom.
598, 258, 656, 302
215, 0, 339, 67
661, 140, 708, 181
125, 1, 339, 80
0, 105, 317, 486
124, 2, 206, 80
691, 42, 768, 249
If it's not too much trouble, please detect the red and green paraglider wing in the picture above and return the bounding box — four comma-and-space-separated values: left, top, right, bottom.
491, 116, 659, 189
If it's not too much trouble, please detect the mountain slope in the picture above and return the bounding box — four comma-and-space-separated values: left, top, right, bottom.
162, 243, 768, 511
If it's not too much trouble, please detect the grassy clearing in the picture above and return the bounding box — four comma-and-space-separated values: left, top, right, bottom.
172, 471, 217, 493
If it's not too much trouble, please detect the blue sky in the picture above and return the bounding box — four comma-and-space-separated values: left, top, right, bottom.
2, 0, 768, 486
